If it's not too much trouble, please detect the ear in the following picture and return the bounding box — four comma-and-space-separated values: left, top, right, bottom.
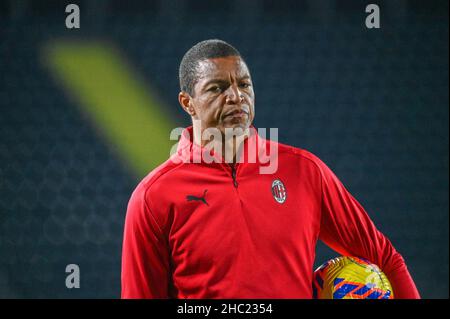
178, 91, 196, 117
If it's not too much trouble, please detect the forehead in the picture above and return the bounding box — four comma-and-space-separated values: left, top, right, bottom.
196, 56, 250, 81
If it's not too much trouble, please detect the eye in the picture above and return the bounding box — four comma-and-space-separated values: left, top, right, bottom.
239, 82, 251, 89
208, 86, 222, 93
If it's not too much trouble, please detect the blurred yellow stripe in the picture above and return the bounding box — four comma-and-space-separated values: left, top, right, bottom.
44, 42, 175, 179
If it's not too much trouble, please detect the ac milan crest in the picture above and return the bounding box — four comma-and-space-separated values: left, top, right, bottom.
271, 179, 287, 204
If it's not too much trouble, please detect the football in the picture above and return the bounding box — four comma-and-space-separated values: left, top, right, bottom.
313, 256, 394, 299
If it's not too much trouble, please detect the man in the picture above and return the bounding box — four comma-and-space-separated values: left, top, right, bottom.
121, 39, 420, 298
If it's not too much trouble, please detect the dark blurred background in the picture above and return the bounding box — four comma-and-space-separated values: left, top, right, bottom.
0, 0, 448, 298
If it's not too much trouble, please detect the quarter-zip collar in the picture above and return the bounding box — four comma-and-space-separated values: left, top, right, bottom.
174, 125, 266, 168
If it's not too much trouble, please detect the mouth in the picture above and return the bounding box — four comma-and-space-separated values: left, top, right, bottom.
224, 109, 249, 119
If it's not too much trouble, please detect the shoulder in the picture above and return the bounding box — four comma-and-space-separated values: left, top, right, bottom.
130, 155, 187, 203
272, 142, 344, 196
274, 141, 328, 171
126, 158, 184, 227
267, 140, 341, 186
137, 157, 184, 193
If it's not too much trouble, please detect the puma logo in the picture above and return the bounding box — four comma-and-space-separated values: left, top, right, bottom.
186, 190, 208, 206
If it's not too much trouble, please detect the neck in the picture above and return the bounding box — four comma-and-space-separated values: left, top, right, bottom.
193, 125, 250, 164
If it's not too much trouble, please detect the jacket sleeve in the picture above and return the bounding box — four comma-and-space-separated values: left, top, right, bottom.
121, 185, 170, 298
315, 157, 420, 299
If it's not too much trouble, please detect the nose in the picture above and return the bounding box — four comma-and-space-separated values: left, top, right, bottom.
225, 84, 244, 104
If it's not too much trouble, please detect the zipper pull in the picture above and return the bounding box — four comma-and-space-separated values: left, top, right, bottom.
231, 165, 238, 188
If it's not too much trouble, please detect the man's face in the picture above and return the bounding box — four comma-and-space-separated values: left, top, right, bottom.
187, 56, 255, 134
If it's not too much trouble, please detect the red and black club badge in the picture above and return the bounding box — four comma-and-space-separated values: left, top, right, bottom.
271, 179, 287, 204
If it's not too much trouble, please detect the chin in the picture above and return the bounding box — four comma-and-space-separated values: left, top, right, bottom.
220, 123, 250, 137
226, 120, 249, 129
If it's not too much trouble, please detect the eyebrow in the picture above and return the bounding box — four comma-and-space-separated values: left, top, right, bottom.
202, 75, 251, 89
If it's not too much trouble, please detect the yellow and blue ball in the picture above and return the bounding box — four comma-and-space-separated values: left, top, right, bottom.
313, 256, 394, 299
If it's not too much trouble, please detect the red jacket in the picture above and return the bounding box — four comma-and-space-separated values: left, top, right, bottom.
121, 126, 420, 298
